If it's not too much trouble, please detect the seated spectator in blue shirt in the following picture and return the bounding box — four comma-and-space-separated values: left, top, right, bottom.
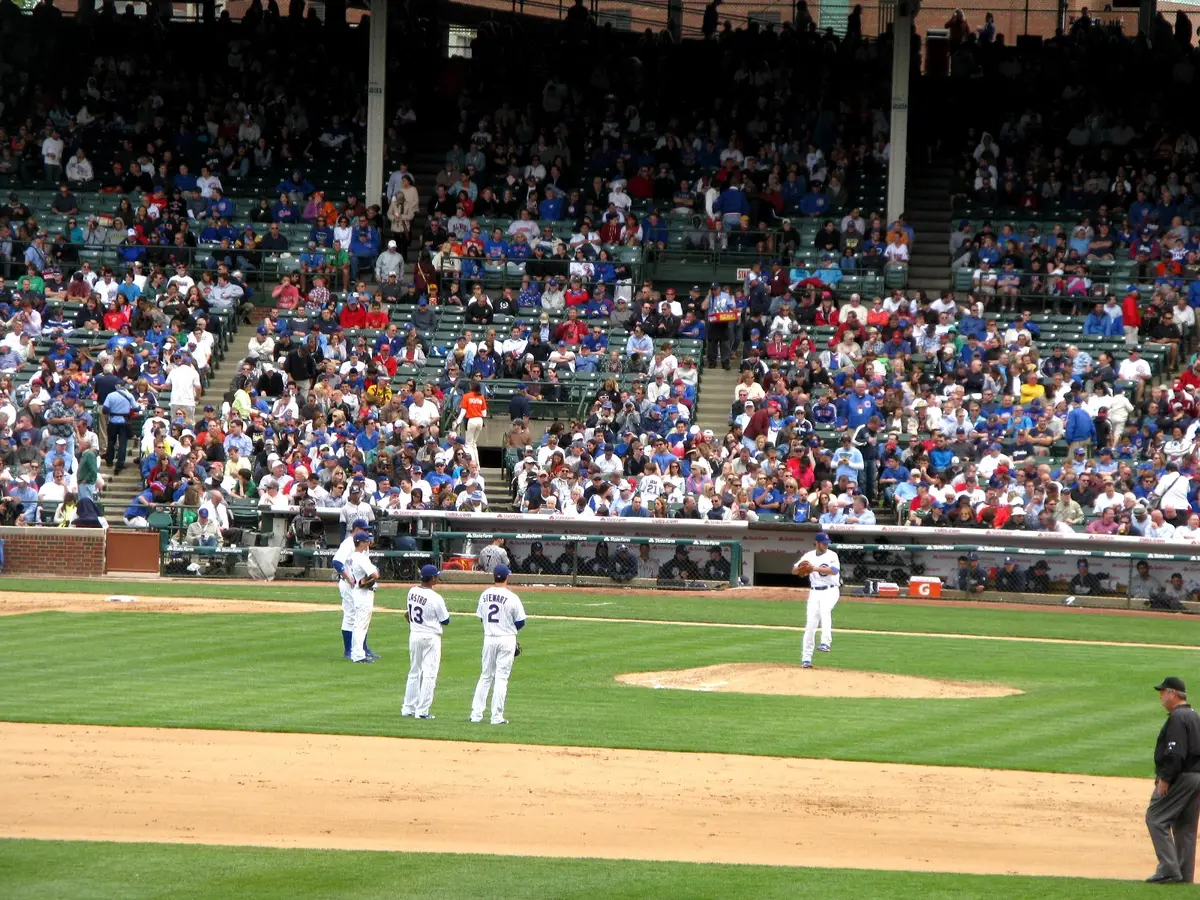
678, 312, 706, 339
106, 324, 137, 352
272, 195, 299, 223
208, 189, 234, 219
620, 495, 652, 517
799, 184, 829, 217
538, 190, 563, 221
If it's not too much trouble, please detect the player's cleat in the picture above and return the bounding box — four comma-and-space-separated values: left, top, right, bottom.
491, 719, 509, 726
469, 717, 482, 723
802, 661, 813, 669
353, 657, 374, 664
343, 651, 352, 660
416, 714, 436, 720
365, 649, 381, 660
818, 644, 831, 652
1145, 874, 1183, 883
401, 711, 413, 717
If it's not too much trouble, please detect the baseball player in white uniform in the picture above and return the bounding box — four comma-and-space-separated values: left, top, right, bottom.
332, 517, 372, 659
331, 520, 376, 662
346, 531, 380, 663
469, 564, 526, 725
793, 531, 841, 668
402, 565, 450, 719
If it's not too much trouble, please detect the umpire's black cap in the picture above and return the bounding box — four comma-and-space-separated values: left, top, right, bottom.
1156, 677, 1187, 695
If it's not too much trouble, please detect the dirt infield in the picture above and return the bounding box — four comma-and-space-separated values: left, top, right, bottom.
0, 592, 335, 616
616, 663, 1023, 699
0, 722, 1150, 879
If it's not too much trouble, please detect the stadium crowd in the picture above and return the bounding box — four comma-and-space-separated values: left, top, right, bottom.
6, 2, 1200, 565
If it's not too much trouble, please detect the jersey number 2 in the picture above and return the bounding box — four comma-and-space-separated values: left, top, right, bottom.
486, 603, 500, 623
408, 605, 424, 624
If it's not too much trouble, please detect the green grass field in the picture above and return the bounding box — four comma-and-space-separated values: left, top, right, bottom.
0, 839, 1171, 900
0, 605, 1190, 774
10, 575, 1200, 645
1, 575, 1196, 895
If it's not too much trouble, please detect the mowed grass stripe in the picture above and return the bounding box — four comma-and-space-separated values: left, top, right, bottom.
0, 838, 1169, 899
8, 575, 1200, 647
0, 612, 1186, 777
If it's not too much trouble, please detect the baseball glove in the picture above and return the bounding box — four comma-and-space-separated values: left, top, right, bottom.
357, 574, 379, 590
794, 561, 815, 577
514, 642, 522, 658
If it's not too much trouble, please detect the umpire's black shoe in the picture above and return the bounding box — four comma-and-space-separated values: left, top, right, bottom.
1146, 873, 1183, 883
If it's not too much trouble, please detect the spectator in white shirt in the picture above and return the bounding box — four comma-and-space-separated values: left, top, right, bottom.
65, 149, 93, 185
42, 131, 64, 181
196, 167, 222, 199
1144, 509, 1177, 540
407, 391, 440, 428
1117, 348, 1152, 400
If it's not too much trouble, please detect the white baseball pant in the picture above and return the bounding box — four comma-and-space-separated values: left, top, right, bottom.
470, 635, 516, 724
402, 634, 442, 717
349, 587, 375, 662
465, 416, 484, 462
338, 580, 354, 631
802, 587, 839, 663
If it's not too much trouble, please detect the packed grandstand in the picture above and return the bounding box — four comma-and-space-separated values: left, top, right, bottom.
2, 1, 1200, 589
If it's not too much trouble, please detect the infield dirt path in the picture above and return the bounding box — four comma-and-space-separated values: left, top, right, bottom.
0, 722, 1152, 880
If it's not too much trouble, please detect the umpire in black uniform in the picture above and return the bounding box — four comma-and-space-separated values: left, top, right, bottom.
1146, 676, 1200, 883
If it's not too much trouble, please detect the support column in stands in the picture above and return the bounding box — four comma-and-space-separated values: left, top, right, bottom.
886, 9, 912, 227
667, 0, 682, 42
365, 0, 388, 208
1138, 0, 1158, 39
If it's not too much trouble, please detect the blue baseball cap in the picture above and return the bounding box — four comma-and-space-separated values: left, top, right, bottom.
420, 564, 439, 581
815, 532, 831, 544
352, 531, 372, 543
494, 564, 511, 581
351, 518, 369, 530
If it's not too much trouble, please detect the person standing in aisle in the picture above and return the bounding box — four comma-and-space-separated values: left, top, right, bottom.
455, 378, 488, 462
402, 565, 450, 720
1146, 676, 1200, 884
469, 564, 526, 725
792, 532, 841, 669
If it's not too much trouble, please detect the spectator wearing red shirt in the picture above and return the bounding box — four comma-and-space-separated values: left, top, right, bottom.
866, 298, 891, 329
554, 308, 589, 345
790, 333, 815, 357
814, 298, 839, 326
365, 300, 388, 328
564, 278, 589, 307
599, 214, 623, 245
765, 332, 792, 361
103, 298, 132, 331
374, 344, 398, 377
627, 165, 654, 200
339, 295, 368, 329
271, 274, 300, 310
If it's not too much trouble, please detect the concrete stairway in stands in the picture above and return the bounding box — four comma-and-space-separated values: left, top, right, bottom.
101, 465, 149, 517
904, 162, 955, 297
692, 365, 741, 437
481, 463, 512, 512
401, 124, 459, 261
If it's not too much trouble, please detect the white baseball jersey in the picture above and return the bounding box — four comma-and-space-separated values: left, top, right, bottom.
333, 534, 356, 576
406, 585, 449, 636
796, 548, 841, 588
476, 586, 526, 637
347, 550, 379, 588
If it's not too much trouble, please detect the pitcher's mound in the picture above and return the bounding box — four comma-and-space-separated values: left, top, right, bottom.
615, 663, 1022, 699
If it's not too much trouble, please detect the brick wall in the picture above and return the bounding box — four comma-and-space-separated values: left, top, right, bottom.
0, 527, 106, 577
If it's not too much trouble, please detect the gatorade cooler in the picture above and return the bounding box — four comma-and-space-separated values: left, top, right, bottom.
908, 576, 942, 598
